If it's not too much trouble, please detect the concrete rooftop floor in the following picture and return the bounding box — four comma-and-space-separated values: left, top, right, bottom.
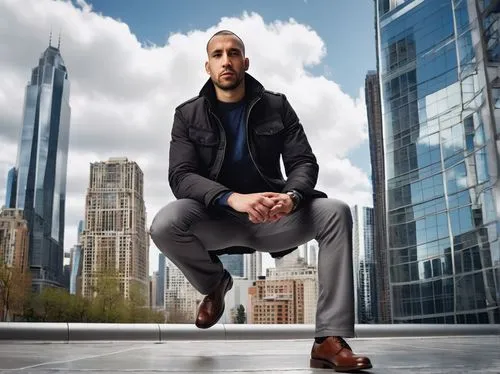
0, 335, 499, 373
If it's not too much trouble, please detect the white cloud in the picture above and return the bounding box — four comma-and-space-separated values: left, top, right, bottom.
0, 0, 371, 274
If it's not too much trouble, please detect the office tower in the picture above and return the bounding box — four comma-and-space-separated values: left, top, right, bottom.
308, 241, 318, 267
244, 252, 262, 280
81, 158, 149, 302
6, 41, 71, 291
366, 70, 391, 323
375, 0, 500, 323
4, 168, 17, 208
352, 206, 378, 323
69, 220, 84, 295
157, 253, 166, 308
219, 254, 244, 277
0, 209, 29, 272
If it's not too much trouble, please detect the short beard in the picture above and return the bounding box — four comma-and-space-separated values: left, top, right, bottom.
213, 74, 244, 91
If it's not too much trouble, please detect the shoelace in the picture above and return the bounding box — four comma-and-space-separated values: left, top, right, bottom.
335, 337, 352, 351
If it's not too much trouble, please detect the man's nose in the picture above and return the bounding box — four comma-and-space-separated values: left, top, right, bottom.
221, 53, 231, 66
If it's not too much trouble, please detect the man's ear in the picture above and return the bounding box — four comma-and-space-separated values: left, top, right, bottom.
244, 57, 250, 71
205, 61, 210, 75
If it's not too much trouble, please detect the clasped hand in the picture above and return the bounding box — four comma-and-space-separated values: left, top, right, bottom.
227, 192, 293, 224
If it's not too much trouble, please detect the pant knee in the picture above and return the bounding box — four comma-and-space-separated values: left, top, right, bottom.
150, 199, 205, 244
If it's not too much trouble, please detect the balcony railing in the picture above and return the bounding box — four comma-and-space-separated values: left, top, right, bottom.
0, 322, 498, 341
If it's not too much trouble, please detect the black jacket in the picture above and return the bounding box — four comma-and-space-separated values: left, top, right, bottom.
168, 73, 326, 258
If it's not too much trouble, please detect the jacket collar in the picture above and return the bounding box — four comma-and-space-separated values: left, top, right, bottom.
199, 73, 264, 109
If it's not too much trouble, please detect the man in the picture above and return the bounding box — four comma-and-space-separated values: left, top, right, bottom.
150, 30, 372, 372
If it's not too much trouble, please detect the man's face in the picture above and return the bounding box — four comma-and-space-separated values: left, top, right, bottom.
205, 34, 249, 91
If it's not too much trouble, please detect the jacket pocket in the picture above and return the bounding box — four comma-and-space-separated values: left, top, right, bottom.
253, 119, 285, 135
188, 127, 219, 146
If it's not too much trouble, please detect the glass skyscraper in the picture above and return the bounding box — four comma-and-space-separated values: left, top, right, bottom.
352, 206, 378, 323
219, 254, 244, 278
7, 43, 71, 291
366, 71, 392, 323
4, 167, 17, 208
375, 0, 500, 323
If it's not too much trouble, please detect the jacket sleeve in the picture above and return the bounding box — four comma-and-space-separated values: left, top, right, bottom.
280, 95, 319, 198
168, 109, 231, 206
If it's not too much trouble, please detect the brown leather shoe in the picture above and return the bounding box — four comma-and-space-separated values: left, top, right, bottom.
310, 336, 372, 372
195, 270, 233, 329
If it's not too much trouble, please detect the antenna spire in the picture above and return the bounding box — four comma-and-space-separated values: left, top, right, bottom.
57, 31, 61, 50
49, 28, 52, 47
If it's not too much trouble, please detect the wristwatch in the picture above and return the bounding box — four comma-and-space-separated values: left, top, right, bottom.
286, 190, 301, 211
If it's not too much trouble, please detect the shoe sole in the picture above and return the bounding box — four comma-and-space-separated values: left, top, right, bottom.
310, 358, 372, 372
195, 276, 233, 329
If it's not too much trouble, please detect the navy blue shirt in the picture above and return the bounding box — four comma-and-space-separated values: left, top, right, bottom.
215, 99, 262, 205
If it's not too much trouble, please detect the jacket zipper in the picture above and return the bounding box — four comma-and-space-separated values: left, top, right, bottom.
246, 96, 275, 190
210, 109, 226, 181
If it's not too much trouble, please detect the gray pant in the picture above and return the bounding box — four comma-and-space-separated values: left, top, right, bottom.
150, 198, 354, 337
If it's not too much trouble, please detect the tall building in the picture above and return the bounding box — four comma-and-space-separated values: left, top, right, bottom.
244, 252, 262, 280
165, 261, 202, 321
375, 0, 500, 323
81, 158, 149, 302
0, 209, 29, 272
6, 41, 71, 291
157, 253, 166, 308
262, 254, 318, 324
308, 241, 318, 267
69, 221, 84, 295
352, 206, 378, 324
4, 168, 17, 209
150, 271, 159, 309
249, 276, 317, 324
365, 70, 391, 323
219, 254, 244, 277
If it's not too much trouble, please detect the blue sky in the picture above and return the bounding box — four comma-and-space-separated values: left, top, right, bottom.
85, 0, 376, 175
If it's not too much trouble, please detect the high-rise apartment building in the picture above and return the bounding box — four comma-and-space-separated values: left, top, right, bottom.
81, 158, 149, 302
365, 70, 391, 323
0, 209, 29, 272
352, 206, 378, 323
6, 42, 71, 291
375, 0, 500, 323
249, 277, 316, 324
165, 262, 202, 321
248, 254, 319, 324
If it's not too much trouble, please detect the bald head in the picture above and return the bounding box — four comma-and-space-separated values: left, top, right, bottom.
206, 30, 245, 56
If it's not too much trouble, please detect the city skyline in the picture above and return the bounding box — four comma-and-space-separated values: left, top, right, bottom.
0, 0, 375, 275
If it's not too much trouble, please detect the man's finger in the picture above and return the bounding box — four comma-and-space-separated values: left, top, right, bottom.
249, 207, 265, 223
259, 196, 277, 208
269, 204, 283, 215
261, 192, 280, 198
254, 203, 270, 218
